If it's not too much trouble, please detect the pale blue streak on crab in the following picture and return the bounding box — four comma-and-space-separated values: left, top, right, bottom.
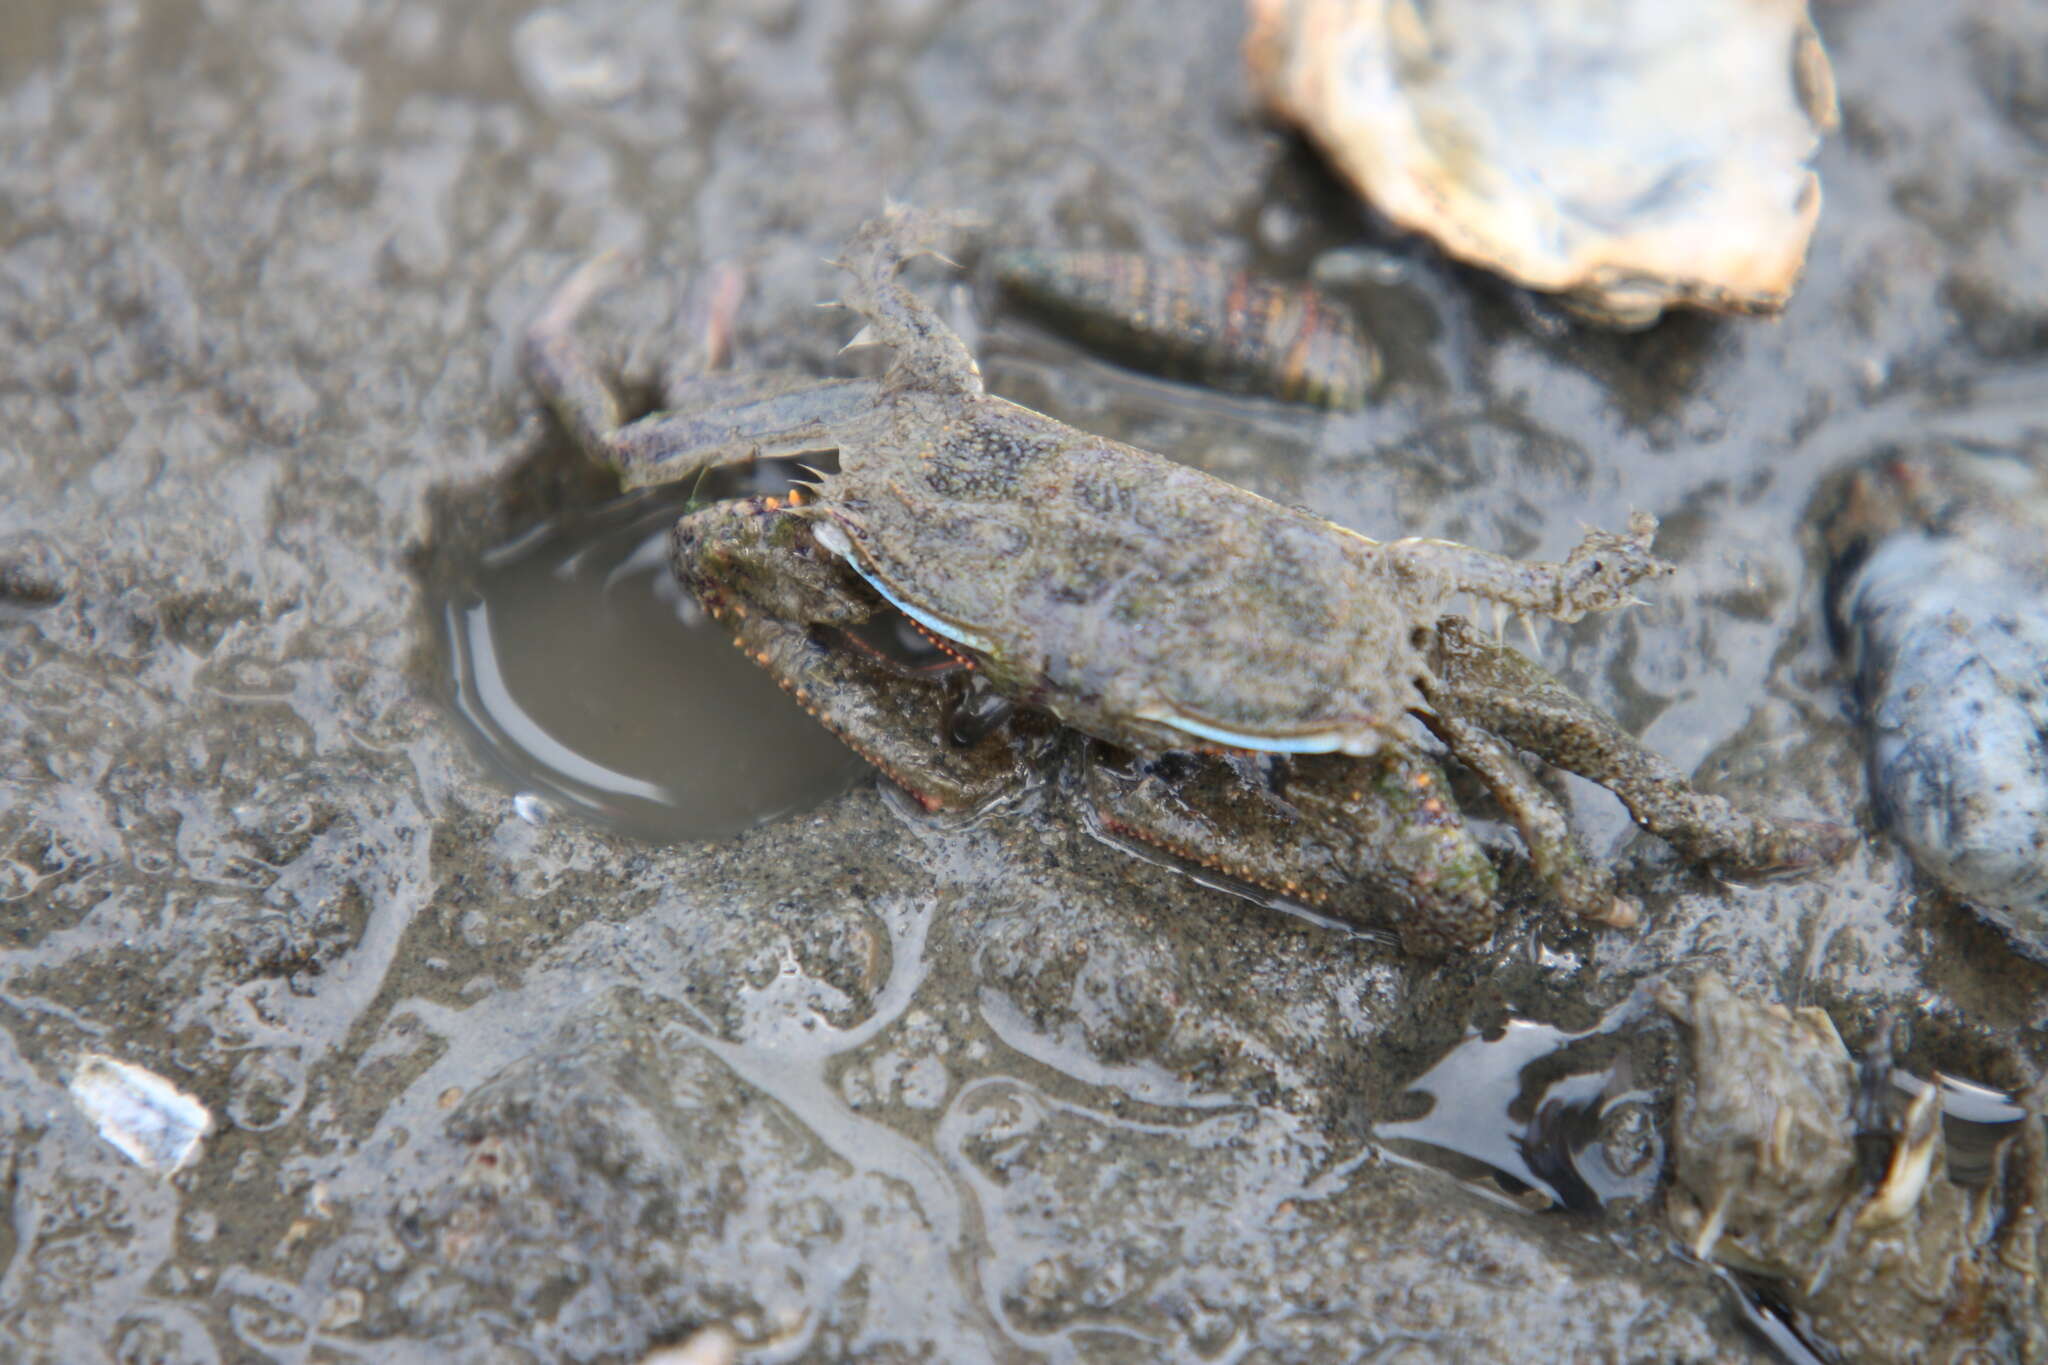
519, 208, 1851, 953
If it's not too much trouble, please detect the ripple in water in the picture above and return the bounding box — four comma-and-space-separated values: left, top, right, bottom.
438, 477, 870, 841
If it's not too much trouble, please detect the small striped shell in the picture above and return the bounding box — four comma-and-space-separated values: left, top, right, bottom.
1245, 0, 1839, 327
990, 249, 1379, 408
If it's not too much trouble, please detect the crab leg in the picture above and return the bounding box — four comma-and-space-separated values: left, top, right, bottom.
673, 496, 1026, 810
1387, 513, 1670, 623
520, 253, 634, 451
1083, 747, 1502, 954
829, 206, 986, 397
1424, 617, 1853, 877
603, 377, 879, 490
522, 252, 881, 489
1414, 710, 1639, 931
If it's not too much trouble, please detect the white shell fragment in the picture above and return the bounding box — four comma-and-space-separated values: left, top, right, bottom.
638, 1327, 739, 1365
1245, 0, 1839, 327
69, 1054, 212, 1175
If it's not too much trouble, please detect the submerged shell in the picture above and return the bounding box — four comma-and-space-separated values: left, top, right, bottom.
1820, 443, 2048, 962
1245, 0, 1839, 327
989, 249, 1380, 407
1657, 974, 2042, 1360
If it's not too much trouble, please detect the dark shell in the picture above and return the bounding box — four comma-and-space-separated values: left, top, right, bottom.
1820, 443, 2048, 962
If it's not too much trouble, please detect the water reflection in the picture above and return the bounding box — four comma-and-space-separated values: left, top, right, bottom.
437, 478, 869, 841
1374, 1014, 1660, 1214
1374, 997, 2037, 1223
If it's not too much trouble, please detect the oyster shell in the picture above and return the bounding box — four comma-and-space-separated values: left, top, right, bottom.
1245, 0, 1839, 327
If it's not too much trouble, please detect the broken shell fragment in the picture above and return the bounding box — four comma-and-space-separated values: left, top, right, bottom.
638, 1326, 739, 1365
69, 1054, 212, 1175
1244, 0, 1839, 327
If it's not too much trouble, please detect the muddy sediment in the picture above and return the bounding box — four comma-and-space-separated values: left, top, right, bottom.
2, 1, 2046, 1360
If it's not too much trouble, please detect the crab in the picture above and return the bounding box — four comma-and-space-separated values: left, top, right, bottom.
520, 208, 1849, 952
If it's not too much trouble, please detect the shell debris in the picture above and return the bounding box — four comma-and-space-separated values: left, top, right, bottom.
1245, 0, 1839, 327
68, 1054, 212, 1176
637, 1326, 739, 1365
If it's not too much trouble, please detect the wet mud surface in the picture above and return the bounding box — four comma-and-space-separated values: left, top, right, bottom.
3, 0, 2047, 1360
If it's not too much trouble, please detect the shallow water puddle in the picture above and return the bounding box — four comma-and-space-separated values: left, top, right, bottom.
437, 474, 870, 841
1374, 1004, 1662, 1215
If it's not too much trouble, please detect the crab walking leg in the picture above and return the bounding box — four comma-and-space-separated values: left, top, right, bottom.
521, 252, 884, 488
672, 496, 1022, 809
1416, 710, 1638, 930
1085, 747, 1502, 953
596, 376, 880, 490
829, 206, 985, 396
659, 257, 749, 391
1425, 618, 1854, 876
520, 253, 632, 454
1387, 512, 1671, 623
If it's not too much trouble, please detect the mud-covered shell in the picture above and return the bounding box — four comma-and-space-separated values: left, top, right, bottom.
989, 249, 1380, 408
1245, 0, 1839, 327
1820, 444, 2048, 963
1659, 973, 1860, 1262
